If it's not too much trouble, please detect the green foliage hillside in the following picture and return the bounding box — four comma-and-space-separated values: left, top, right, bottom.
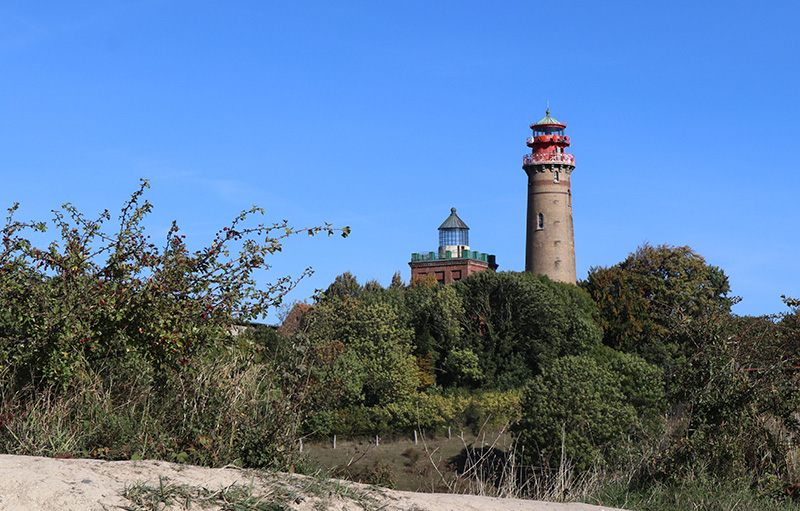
516, 349, 663, 470
5, 187, 800, 509
304, 298, 420, 407
296, 245, 800, 508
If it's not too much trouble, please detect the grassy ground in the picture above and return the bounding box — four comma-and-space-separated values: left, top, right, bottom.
302, 430, 514, 493
303, 434, 800, 511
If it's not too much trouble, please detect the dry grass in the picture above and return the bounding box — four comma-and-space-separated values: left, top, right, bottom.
303, 429, 513, 492
302, 426, 609, 504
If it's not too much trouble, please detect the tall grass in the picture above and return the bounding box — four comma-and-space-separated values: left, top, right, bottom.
419, 424, 607, 502
413, 420, 800, 511
0, 340, 310, 469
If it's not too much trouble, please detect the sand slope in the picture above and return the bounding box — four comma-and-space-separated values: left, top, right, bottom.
0, 454, 627, 511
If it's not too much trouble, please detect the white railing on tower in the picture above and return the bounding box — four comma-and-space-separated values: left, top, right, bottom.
526, 135, 571, 145
523, 153, 575, 165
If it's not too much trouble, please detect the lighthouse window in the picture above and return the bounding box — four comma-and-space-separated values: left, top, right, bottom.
554, 171, 560, 183
440, 228, 469, 247
537, 213, 544, 230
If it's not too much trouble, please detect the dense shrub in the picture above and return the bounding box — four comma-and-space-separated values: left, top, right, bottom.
303, 298, 420, 407
649, 315, 800, 494
0, 338, 312, 468
0, 183, 347, 468
516, 355, 645, 470
0, 181, 347, 387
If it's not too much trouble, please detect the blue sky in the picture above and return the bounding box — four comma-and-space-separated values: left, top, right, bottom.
2, 1, 798, 321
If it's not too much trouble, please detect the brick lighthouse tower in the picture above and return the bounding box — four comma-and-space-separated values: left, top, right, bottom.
523, 109, 576, 283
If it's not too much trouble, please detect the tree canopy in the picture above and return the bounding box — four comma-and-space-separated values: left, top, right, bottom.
582, 243, 732, 367
303, 296, 421, 407
451, 271, 602, 389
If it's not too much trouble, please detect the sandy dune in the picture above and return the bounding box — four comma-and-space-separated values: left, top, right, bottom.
0, 454, 627, 511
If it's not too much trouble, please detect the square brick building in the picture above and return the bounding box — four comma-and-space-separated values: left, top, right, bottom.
409, 208, 497, 284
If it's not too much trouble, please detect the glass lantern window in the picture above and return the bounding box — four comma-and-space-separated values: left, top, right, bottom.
439, 228, 468, 247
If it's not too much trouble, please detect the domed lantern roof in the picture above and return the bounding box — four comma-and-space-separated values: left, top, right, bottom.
531, 109, 567, 129
439, 207, 469, 230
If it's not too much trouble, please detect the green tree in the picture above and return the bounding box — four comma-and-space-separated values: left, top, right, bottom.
360, 276, 406, 318
0, 182, 348, 469
320, 271, 362, 302
403, 276, 464, 368
582, 243, 732, 367
319, 272, 407, 321
451, 271, 601, 389
590, 345, 665, 426
442, 347, 483, 386
389, 271, 405, 290
304, 298, 420, 407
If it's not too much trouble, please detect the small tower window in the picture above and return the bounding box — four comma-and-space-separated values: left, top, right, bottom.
554, 170, 560, 183
537, 213, 544, 230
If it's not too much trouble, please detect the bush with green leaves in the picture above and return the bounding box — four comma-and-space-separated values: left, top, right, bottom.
0, 180, 348, 386
302, 270, 601, 393
0, 181, 347, 468
648, 310, 800, 496
0, 337, 316, 469
403, 276, 464, 371
515, 352, 662, 471
301, 389, 521, 437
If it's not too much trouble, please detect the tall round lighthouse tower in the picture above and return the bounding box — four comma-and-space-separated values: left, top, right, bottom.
523, 109, 576, 283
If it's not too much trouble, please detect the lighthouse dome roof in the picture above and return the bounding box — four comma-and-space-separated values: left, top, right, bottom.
533, 109, 566, 128
439, 207, 469, 230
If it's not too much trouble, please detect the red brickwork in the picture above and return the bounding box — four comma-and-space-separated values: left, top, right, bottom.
277, 302, 310, 335
409, 258, 490, 285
